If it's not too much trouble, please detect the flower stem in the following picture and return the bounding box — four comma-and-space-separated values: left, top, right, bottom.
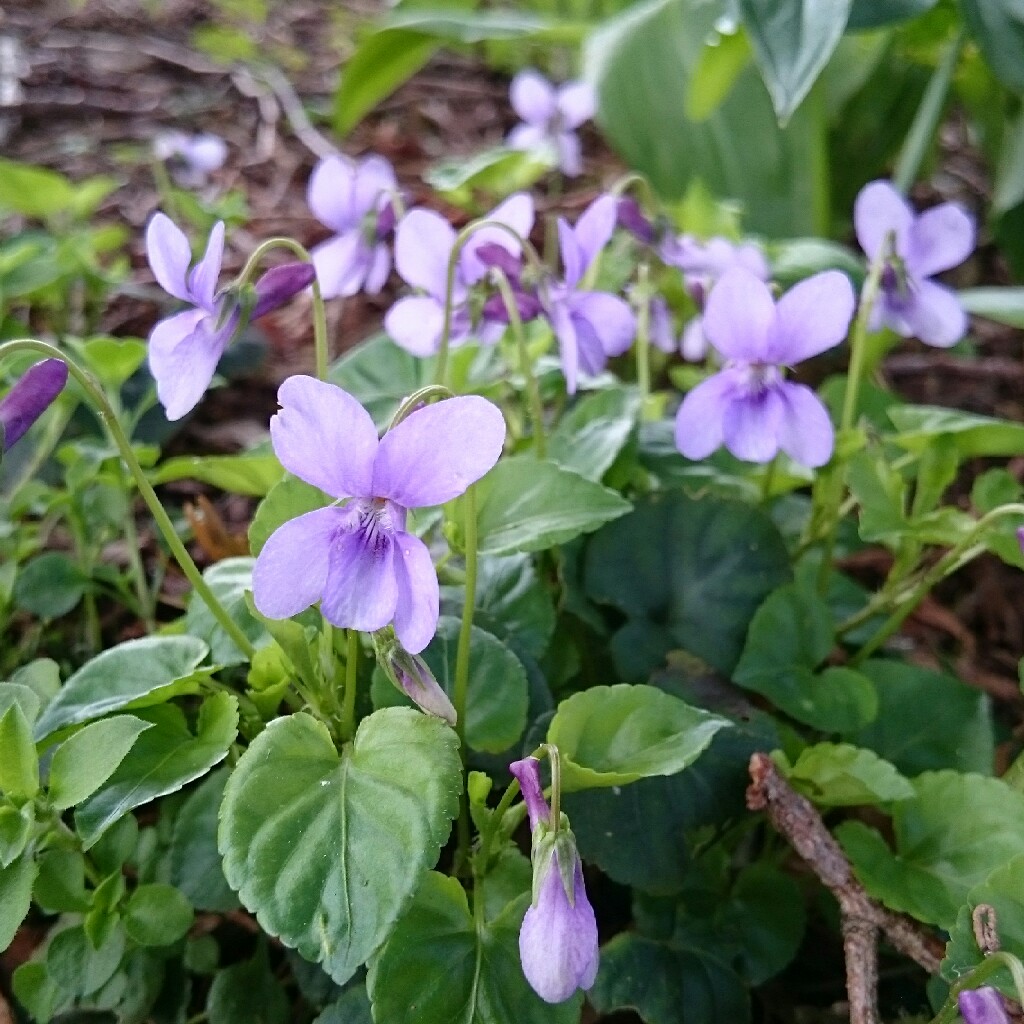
492, 270, 546, 459
234, 236, 329, 381
545, 743, 561, 830
633, 262, 651, 405
0, 339, 256, 660
340, 629, 359, 741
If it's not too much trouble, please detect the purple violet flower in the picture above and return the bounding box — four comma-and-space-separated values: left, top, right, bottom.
959, 988, 1009, 1024
541, 194, 635, 394
616, 196, 656, 246
385, 194, 534, 356
0, 359, 68, 452
854, 180, 975, 348
508, 756, 599, 1004
153, 131, 227, 186
252, 377, 505, 653
507, 70, 596, 178
674, 267, 855, 468
308, 154, 397, 299
146, 213, 314, 421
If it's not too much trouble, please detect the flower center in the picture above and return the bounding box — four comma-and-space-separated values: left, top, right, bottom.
734, 361, 782, 396
353, 497, 395, 553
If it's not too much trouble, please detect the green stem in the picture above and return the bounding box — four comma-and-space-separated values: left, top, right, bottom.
340, 629, 359, 741
893, 27, 967, 195
0, 339, 256, 660
634, 262, 651, 405
493, 270, 546, 458
235, 236, 329, 381
389, 385, 455, 431
476, 779, 522, 873
545, 743, 561, 830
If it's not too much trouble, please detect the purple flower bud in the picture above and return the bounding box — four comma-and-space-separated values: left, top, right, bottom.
0, 359, 68, 452
251, 263, 316, 320
509, 756, 550, 832
375, 199, 397, 240
959, 988, 1009, 1024
475, 242, 523, 280
616, 197, 655, 245
482, 287, 543, 325
372, 633, 456, 725
520, 842, 599, 1003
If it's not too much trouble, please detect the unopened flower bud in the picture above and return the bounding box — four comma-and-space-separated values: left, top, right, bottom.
371, 631, 456, 726
959, 988, 1009, 1024
616, 196, 655, 245
0, 359, 68, 452
252, 263, 316, 320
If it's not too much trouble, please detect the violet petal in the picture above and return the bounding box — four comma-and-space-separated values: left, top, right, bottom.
146, 212, 194, 303
673, 370, 734, 460
0, 359, 68, 451
774, 381, 835, 468
385, 295, 447, 357
908, 201, 975, 277
187, 220, 225, 311
510, 69, 557, 125
308, 155, 357, 232
509, 757, 549, 832
391, 531, 441, 655
958, 988, 1009, 1024
703, 267, 775, 362
148, 308, 229, 422
395, 209, 457, 298
901, 279, 968, 348
769, 270, 855, 364
320, 521, 398, 632
721, 387, 785, 464
557, 81, 597, 129
854, 180, 913, 262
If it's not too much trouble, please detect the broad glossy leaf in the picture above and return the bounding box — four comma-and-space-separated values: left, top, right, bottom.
75, 694, 238, 848
368, 872, 581, 1024
219, 708, 461, 985
685, 26, 751, 121
151, 453, 284, 497
0, 855, 36, 950
75, 336, 147, 389
34, 849, 89, 913
425, 147, 553, 209
248, 477, 326, 556
847, 660, 993, 776
548, 387, 640, 482
960, 288, 1024, 329
0, 702, 38, 798
838, 771, 1024, 928
185, 557, 269, 666
35, 636, 210, 740
847, 0, 937, 28
208, 943, 288, 1024
738, 0, 852, 123
48, 715, 154, 810
889, 405, 1024, 458
548, 684, 728, 791
961, 0, 1024, 92
777, 743, 913, 807
0, 804, 33, 866
372, 617, 529, 753
45, 923, 125, 1002
584, 492, 791, 678
474, 457, 631, 556
124, 884, 194, 947
14, 552, 86, 619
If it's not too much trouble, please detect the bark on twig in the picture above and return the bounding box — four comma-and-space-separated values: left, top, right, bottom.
747, 753, 945, 1024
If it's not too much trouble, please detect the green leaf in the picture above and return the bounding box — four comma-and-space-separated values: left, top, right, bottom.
168, 767, 239, 912
769, 237, 865, 284
0, 159, 76, 218
248, 476, 327, 556
0, 804, 33, 866
961, 0, 1024, 92
74, 336, 147, 390
889, 404, 1024, 458
34, 849, 89, 913
151, 453, 284, 497
548, 387, 640, 482
959, 288, 1024, 330
208, 943, 289, 1024
218, 708, 461, 985
14, 552, 87, 619
333, 28, 438, 135
777, 743, 913, 807
739, 0, 852, 123
994, 111, 1024, 216
734, 584, 878, 731
185, 557, 269, 666
584, 492, 791, 678
11, 962, 60, 1024
48, 715, 154, 810
124, 883, 194, 946
590, 932, 749, 1024
372, 617, 529, 753
424, 147, 553, 208
943, 854, 1024, 997
74, 693, 239, 848
0, 681, 41, 726
586, 0, 829, 237
837, 771, 1024, 928
0, 855, 38, 951
548, 684, 728, 791
685, 26, 751, 121
0, 701, 38, 799
368, 872, 581, 1024
45, 923, 125, 1002
35, 635, 210, 740
473, 457, 631, 556
847, 660, 994, 776
847, 0, 937, 29
314, 987, 373, 1024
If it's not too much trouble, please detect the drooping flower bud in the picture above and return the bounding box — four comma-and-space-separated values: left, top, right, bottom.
958, 988, 1009, 1024
0, 359, 68, 452
371, 630, 456, 725
616, 196, 655, 245
251, 263, 317, 320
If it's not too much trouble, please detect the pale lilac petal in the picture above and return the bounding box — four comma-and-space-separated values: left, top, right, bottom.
902, 279, 968, 348
908, 202, 975, 277
722, 388, 784, 464
571, 292, 635, 356
557, 81, 596, 129
251, 507, 340, 619
774, 381, 835, 468
680, 317, 708, 361
146, 212, 193, 303
703, 268, 775, 361
735, 243, 771, 281
187, 221, 225, 310
148, 309, 228, 421
364, 243, 391, 294
509, 756, 549, 832
461, 193, 534, 285
270, 376, 378, 498
320, 526, 398, 632
373, 396, 505, 507
769, 270, 855, 364
351, 155, 397, 219
673, 370, 734, 459
394, 209, 457, 298
558, 218, 585, 289
183, 134, 227, 174
854, 180, 913, 261
511, 69, 557, 125
391, 531, 439, 654
308, 155, 357, 231
649, 297, 675, 353
550, 299, 580, 394
556, 132, 583, 177
384, 296, 446, 356
520, 853, 599, 1004
312, 231, 366, 300
573, 195, 618, 272
507, 123, 550, 153
572, 317, 607, 377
